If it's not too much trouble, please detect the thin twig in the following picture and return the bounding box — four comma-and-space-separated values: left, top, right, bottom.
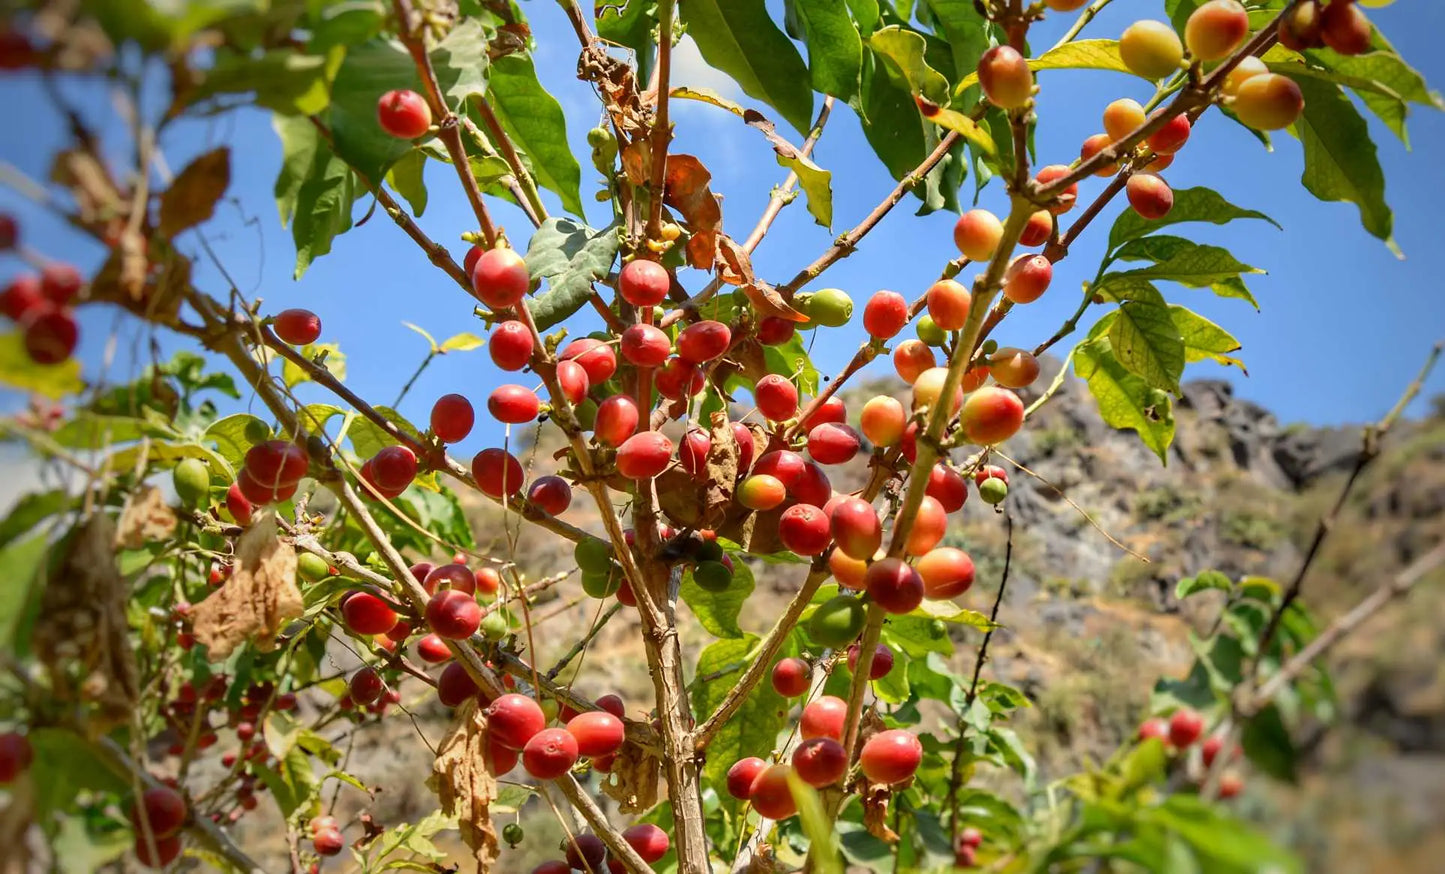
990, 449, 1149, 562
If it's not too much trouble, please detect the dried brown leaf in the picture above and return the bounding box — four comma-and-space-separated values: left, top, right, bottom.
742, 281, 808, 323
115, 485, 177, 549
33, 514, 138, 733
716, 235, 754, 287
663, 154, 723, 270
600, 741, 659, 814
192, 514, 302, 659
159, 148, 230, 237
702, 411, 739, 528
429, 699, 500, 872
49, 148, 125, 228
862, 781, 900, 843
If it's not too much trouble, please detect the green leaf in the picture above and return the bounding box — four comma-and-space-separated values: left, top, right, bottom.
185, 48, 336, 116
691, 635, 789, 819
789, 771, 843, 874
282, 343, 347, 389
1107, 187, 1279, 252
793, 0, 863, 102
858, 52, 929, 185
1110, 236, 1264, 289
433, 18, 492, 104
776, 151, 833, 229
0, 535, 48, 651
868, 26, 949, 105
679, 0, 814, 135
524, 218, 621, 330
106, 441, 235, 482
923, 0, 990, 89
485, 54, 585, 217
1146, 795, 1303, 874
51, 816, 130, 874
680, 554, 754, 638
50, 413, 173, 450
1171, 306, 1245, 373
906, 599, 994, 629
597, 0, 659, 83
0, 491, 70, 550
1109, 291, 1184, 393
404, 322, 438, 352
439, 333, 486, 353
385, 149, 428, 217
26, 728, 131, 817
1289, 76, 1397, 253
762, 331, 819, 395
1175, 570, 1232, 600
273, 114, 360, 278
1267, 48, 1444, 146
882, 614, 955, 658
953, 39, 1131, 98
0, 332, 83, 398
205, 413, 268, 468
348, 405, 424, 460
1241, 703, 1298, 783
1074, 337, 1175, 464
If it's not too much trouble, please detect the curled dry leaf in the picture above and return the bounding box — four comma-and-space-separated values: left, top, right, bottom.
428, 699, 500, 872
33, 514, 138, 733
663, 154, 723, 270
115, 484, 177, 549
599, 739, 660, 815
702, 411, 740, 528
159, 148, 230, 238
861, 780, 900, 843
49, 147, 126, 230
742, 281, 808, 323
191, 513, 303, 659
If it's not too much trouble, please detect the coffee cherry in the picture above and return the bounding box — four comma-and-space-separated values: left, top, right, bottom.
1278, 0, 1324, 52
751, 373, 797, 421
561, 337, 618, 384
978, 476, 1008, 505
620, 323, 671, 367
489, 320, 534, 371
312, 828, 345, 857
917, 547, 976, 599
616, 431, 673, 479
1231, 73, 1305, 130
594, 394, 640, 447
489, 693, 547, 749
727, 756, 767, 799
348, 666, 385, 705
990, 347, 1041, 388
977, 45, 1034, 110
1128, 173, 1175, 219
0, 214, 15, 250
1137, 717, 1168, 742
430, 394, 474, 443
676, 319, 731, 362
472, 248, 530, 309
1168, 708, 1205, 747
341, 592, 398, 635
370, 445, 418, 492
1043, 0, 1088, 9
793, 737, 848, 787
436, 662, 479, 706
800, 695, 848, 741
135, 833, 184, 868
566, 711, 625, 757
801, 396, 846, 431
830, 497, 882, 560
757, 315, 796, 346
427, 589, 481, 640
906, 496, 948, 555
953, 210, 1003, 261
893, 339, 937, 384
472, 448, 524, 498
738, 474, 786, 511
859, 729, 923, 784
655, 356, 703, 400
555, 359, 590, 405
800, 287, 853, 328
1223, 55, 1269, 97
847, 642, 894, 680
527, 475, 572, 516
862, 290, 909, 339
0, 732, 33, 784
809, 594, 866, 646
416, 633, 451, 663
1120, 19, 1185, 80
779, 504, 831, 556
423, 563, 477, 596
1185, 1, 1249, 62
40, 263, 83, 304
1020, 209, 1054, 247
130, 786, 187, 839
1034, 164, 1078, 214
732, 422, 757, 472
1004, 254, 1053, 304
865, 557, 925, 615
566, 834, 607, 871
225, 482, 254, 526
749, 765, 798, 819
1219, 772, 1244, 799
1103, 98, 1146, 142
926, 463, 968, 513
522, 727, 579, 779
961, 386, 1025, 445
22, 305, 78, 364
274, 308, 321, 345
912, 367, 963, 416
1, 274, 43, 321
1080, 133, 1119, 177
1148, 113, 1192, 155
927, 278, 971, 331
807, 422, 860, 466
771, 658, 812, 697
618, 259, 671, 306
860, 396, 906, 447
377, 89, 431, 138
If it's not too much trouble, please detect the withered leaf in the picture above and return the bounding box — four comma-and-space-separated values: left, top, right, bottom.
192, 514, 302, 659
862, 781, 900, 843
115, 485, 177, 550
159, 148, 230, 237
50, 147, 125, 228
742, 280, 808, 323
663, 154, 723, 270
428, 700, 500, 873
33, 514, 138, 733
702, 411, 739, 528
716, 235, 754, 287
600, 741, 659, 814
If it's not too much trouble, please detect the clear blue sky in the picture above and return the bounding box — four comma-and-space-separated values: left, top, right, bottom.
1, 2, 1442, 467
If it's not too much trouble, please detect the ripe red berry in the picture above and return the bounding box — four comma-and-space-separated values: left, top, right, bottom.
800, 695, 848, 742
423, 563, 476, 596
726, 756, 767, 800
416, 633, 451, 663
1137, 717, 1168, 742
1020, 209, 1053, 247
978, 44, 1034, 110
1127, 173, 1174, 220
620, 323, 671, 367
847, 642, 894, 680
866, 557, 925, 615
779, 504, 831, 556
245, 439, 308, 489
1035, 164, 1079, 214
489, 320, 534, 371
1168, 708, 1205, 748
527, 475, 572, 516
1218, 772, 1244, 799
472, 248, 530, 309
793, 737, 848, 787
565, 834, 606, 871
566, 711, 625, 757
757, 316, 795, 346
426, 589, 481, 640
749, 764, 798, 820
135, 833, 184, 868
677, 429, 711, 477
1, 274, 43, 321
472, 448, 525, 498
859, 729, 923, 784
522, 727, 579, 779
348, 666, 385, 705
273, 308, 321, 345
806, 422, 861, 466
755, 374, 799, 421
596, 694, 626, 718
431, 394, 474, 443
225, 482, 253, 525
376, 88, 431, 138
916, 547, 976, 599
926, 279, 971, 331
341, 592, 398, 635
312, 828, 345, 856
771, 658, 812, 697
488, 693, 547, 749
437, 662, 480, 706
862, 290, 909, 339
618, 259, 671, 306
961, 386, 1025, 445
0, 732, 33, 784
893, 339, 936, 384
555, 359, 590, 405
488, 384, 540, 424
371, 445, 418, 492
830, 497, 882, 560
1004, 254, 1053, 304
130, 786, 187, 839
622, 823, 670, 863
22, 305, 78, 365
926, 464, 968, 513
40, 263, 83, 304
676, 319, 732, 363
1148, 113, 1192, 155
594, 394, 640, 447
616, 431, 673, 480
561, 337, 618, 384
655, 355, 704, 400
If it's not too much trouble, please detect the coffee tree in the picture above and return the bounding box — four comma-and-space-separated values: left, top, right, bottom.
0, 0, 1440, 872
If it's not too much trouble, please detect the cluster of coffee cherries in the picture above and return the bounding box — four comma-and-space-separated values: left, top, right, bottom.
1137, 706, 1245, 799
0, 214, 84, 365
529, 822, 670, 874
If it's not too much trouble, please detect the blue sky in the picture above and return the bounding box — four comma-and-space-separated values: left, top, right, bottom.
1, 1, 1443, 474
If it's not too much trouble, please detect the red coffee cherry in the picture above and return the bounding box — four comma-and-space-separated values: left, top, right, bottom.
489, 320, 534, 371
865, 557, 926, 615
22, 305, 78, 364
566, 711, 625, 757
622, 823, 670, 864
555, 359, 590, 405
676, 319, 732, 362
620, 323, 671, 367
488, 693, 547, 750
847, 642, 895, 680
561, 337, 618, 384
426, 589, 481, 640
488, 384, 541, 424
40, 263, 83, 304
522, 727, 579, 779
341, 592, 398, 635
927, 278, 971, 331
130, 786, 187, 839
371, 445, 418, 492
755, 374, 798, 421
961, 386, 1025, 445
779, 504, 831, 556
726, 756, 767, 799
416, 633, 451, 663
0, 274, 43, 321
1020, 209, 1054, 247
376, 88, 431, 138
771, 658, 812, 697
757, 316, 796, 346
472, 248, 530, 309
862, 290, 909, 339
1127, 173, 1175, 220
655, 356, 703, 400
423, 563, 476, 596
472, 448, 525, 498
312, 828, 345, 857
1168, 708, 1205, 748
594, 394, 640, 447
807, 422, 861, 466
527, 475, 572, 516
1034, 164, 1079, 214
926, 463, 968, 513
916, 547, 976, 599
437, 662, 480, 706
245, 440, 308, 488
135, 833, 184, 868
859, 729, 923, 784
748, 764, 798, 820
431, 394, 474, 443
616, 431, 674, 480
800, 695, 848, 742
274, 308, 321, 345
1137, 717, 1168, 742
793, 736, 849, 787
830, 497, 882, 560
348, 666, 385, 705
618, 259, 671, 306
565, 833, 606, 871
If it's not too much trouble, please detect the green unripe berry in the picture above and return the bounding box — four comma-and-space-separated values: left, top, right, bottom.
980, 338, 999, 356
695, 540, 724, 563
574, 538, 613, 574
581, 566, 623, 599
916, 315, 947, 347
481, 610, 508, 640
692, 561, 733, 592
809, 595, 867, 648
297, 552, 331, 583
243, 418, 273, 445
979, 477, 1008, 505
799, 288, 853, 328
172, 458, 211, 508
502, 823, 524, 847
